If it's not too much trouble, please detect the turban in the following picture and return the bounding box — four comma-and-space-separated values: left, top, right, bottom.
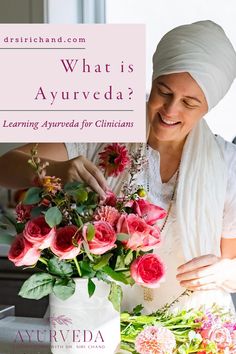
152, 20, 236, 110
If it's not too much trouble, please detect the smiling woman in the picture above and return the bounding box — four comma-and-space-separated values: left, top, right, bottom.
148, 73, 208, 151
1, 20, 236, 316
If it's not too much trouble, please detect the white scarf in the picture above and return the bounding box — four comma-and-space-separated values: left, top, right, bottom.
176, 119, 227, 260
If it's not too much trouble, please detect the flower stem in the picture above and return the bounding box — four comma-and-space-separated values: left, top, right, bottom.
74, 257, 82, 276
39, 257, 48, 266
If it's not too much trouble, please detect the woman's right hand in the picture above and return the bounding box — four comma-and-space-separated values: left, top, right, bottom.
53, 155, 109, 199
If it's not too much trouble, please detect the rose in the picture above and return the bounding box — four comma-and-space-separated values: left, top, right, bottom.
23, 216, 56, 249
16, 203, 33, 223
8, 234, 41, 266
50, 225, 82, 260
130, 254, 165, 288
126, 199, 166, 225
83, 221, 116, 255
117, 214, 161, 251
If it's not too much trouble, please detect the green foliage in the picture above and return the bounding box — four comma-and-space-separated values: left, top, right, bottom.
79, 261, 96, 278
48, 257, 73, 277
93, 253, 113, 270
53, 278, 76, 300
87, 278, 96, 297
45, 206, 62, 227
103, 265, 129, 284
19, 273, 55, 299
86, 223, 95, 241
23, 187, 42, 205
116, 233, 130, 241
108, 282, 123, 312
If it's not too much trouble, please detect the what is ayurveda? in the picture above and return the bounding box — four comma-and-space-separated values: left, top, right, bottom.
2, 119, 134, 131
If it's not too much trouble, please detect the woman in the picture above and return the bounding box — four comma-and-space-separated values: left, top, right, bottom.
1, 20, 236, 312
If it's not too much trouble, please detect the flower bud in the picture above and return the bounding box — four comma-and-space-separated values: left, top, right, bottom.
137, 188, 146, 198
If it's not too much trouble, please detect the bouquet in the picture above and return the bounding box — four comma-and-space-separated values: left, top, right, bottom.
5, 143, 167, 311
120, 303, 236, 353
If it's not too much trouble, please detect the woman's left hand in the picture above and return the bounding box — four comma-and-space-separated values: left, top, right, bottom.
176, 254, 236, 291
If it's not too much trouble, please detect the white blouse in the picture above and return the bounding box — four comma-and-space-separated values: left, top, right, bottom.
65, 139, 236, 312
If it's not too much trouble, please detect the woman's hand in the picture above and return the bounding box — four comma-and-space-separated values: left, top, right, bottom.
51, 156, 109, 199
176, 254, 236, 291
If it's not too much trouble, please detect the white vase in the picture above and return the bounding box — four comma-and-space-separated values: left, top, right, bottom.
49, 278, 120, 354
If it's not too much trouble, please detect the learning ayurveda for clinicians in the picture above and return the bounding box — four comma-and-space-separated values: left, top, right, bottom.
2, 119, 134, 130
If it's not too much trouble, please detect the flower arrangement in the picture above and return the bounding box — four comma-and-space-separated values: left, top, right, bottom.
120, 303, 236, 353
6, 143, 166, 311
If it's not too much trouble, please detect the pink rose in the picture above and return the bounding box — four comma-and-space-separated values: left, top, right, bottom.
16, 203, 33, 223
83, 221, 116, 255
50, 225, 82, 260
130, 254, 165, 288
8, 234, 41, 266
23, 216, 56, 249
117, 214, 161, 251
126, 199, 166, 225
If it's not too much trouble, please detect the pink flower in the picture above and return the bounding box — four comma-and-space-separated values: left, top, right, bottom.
135, 325, 176, 354
50, 225, 82, 260
94, 206, 120, 227
16, 203, 33, 223
117, 214, 161, 251
104, 190, 117, 207
208, 325, 232, 350
127, 199, 166, 225
98, 143, 130, 177
23, 216, 56, 249
83, 221, 116, 255
130, 254, 165, 288
8, 234, 41, 266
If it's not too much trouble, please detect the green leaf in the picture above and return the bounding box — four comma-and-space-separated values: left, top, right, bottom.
16, 223, 25, 234
45, 206, 62, 227
79, 261, 96, 278
88, 278, 96, 297
76, 189, 88, 203
108, 282, 123, 312
19, 273, 55, 299
30, 206, 46, 218
116, 233, 130, 241
103, 266, 129, 284
23, 187, 42, 205
82, 241, 94, 262
48, 256, 73, 277
124, 251, 134, 266
131, 304, 144, 316
64, 181, 86, 192
86, 223, 95, 241
0, 232, 14, 245
93, 253, 113, 271
53, 278, 75, 300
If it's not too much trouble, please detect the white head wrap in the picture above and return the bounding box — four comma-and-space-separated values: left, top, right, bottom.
152, 20, 236, 110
